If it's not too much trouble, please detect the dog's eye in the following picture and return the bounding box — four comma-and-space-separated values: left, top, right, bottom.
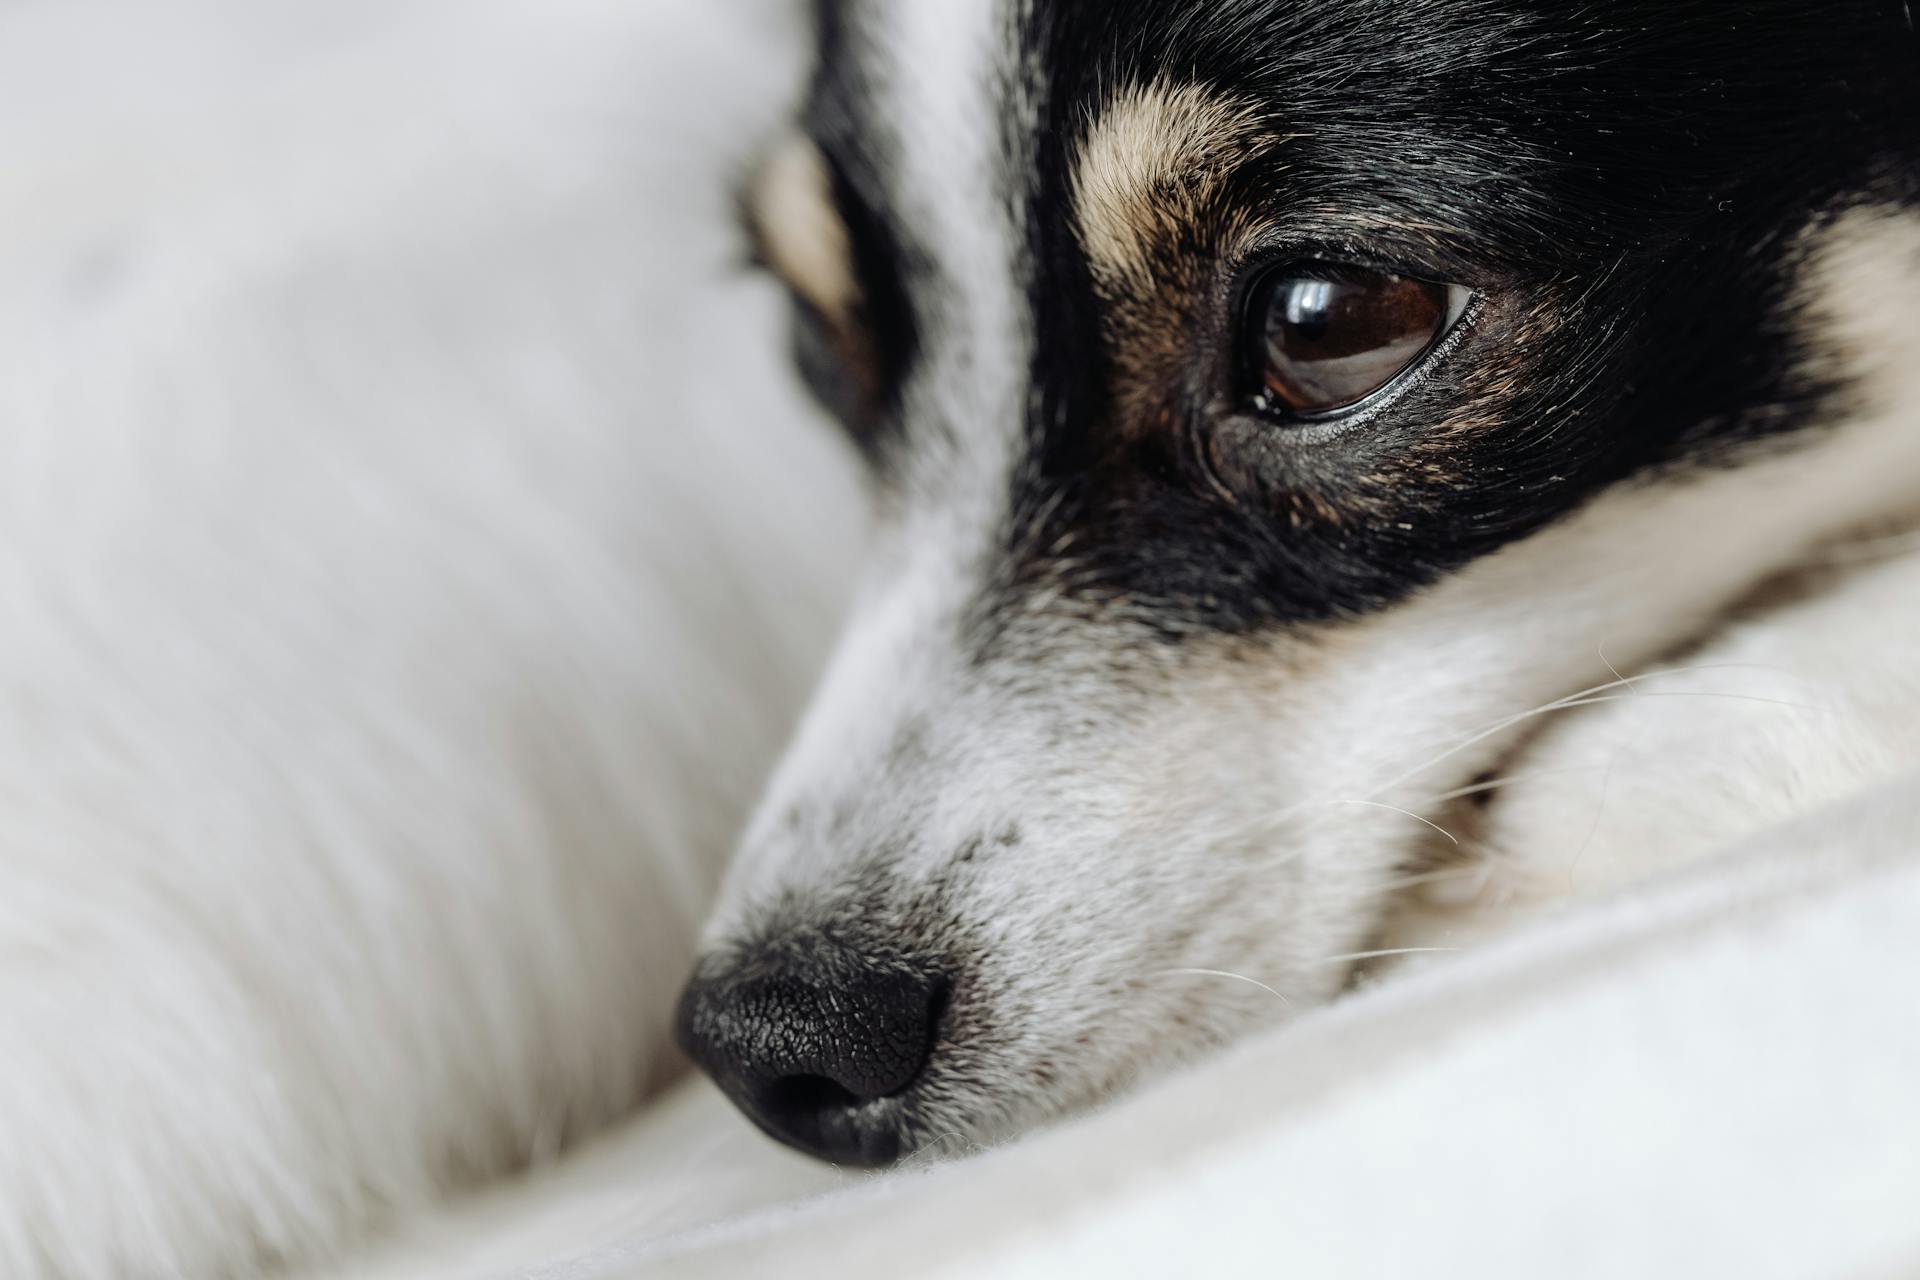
1243, 265, 1469, 417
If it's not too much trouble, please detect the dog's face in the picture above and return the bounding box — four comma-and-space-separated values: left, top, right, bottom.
679, 0, 1920, 1165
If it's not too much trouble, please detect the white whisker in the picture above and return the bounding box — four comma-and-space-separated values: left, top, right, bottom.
1565, 754, 1618, 892
1373, 866, 1489, 895
1276, 674, 1823, 855
1424, 764, 1602, 805
897, 1131, 969, 1169
1313, 947, 1460, 967
1159, 967, 1293, 1006
1597, 641, 1630, 691
1551, 690, 1832, 714
1366, 663, 1821, 800
1328, 799, 1460, 845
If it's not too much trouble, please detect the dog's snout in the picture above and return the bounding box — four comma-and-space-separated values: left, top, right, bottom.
675, 942, 946, 1167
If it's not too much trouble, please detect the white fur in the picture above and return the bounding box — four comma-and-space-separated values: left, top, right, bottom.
0, 2, 861, 1276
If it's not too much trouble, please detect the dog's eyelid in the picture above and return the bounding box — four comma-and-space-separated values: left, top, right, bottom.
1226, 229, 1501, 297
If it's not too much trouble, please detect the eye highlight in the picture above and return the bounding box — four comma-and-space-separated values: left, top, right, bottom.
1242, 264, 1472, 418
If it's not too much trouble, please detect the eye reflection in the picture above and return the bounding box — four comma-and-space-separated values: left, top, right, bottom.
1244, 265, 1465, 417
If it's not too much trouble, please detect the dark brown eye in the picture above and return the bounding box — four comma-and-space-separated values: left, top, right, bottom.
1245, 265, 1461, 416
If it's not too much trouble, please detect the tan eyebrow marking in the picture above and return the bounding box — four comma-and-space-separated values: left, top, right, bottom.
746, 132, 862, 324
1071, 82, 1272, 292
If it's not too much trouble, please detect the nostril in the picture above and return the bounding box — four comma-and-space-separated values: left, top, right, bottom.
764, 1072, 859, 1118
756, 1068, 904, 1167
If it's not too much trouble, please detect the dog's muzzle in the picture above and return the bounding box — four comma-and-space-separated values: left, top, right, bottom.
675, 937, 949, 1167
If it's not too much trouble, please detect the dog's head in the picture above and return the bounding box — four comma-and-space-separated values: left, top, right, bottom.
678, 0, 1920, 1165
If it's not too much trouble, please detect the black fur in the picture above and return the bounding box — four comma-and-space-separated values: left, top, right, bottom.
800, 0, 1920, 639
791, 2, 926, 463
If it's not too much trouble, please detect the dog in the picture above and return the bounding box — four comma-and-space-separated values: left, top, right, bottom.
677, 0, 1920, 1169
9, 4, 1920, 1276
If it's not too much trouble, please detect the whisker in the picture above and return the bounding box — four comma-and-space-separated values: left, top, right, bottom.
1373, 865, 1490, 894
897, 1131, 969, 1170
1549, 690, 1832, 714
1326, 799, 1460, 845
1565, 754, 1617, 892
1597, 641, 1626, 688
1279, 679, 1825, 850
1364, 664, 1824, 801
1257, 660, 1836, 934
1313, 947, 1460, 967
1423, 764, 1604, 805
1159, 967, 1294, 1006
1336, 676, 1656, 810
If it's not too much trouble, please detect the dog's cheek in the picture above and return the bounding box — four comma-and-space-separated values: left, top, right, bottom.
907, 700, 1385, 1108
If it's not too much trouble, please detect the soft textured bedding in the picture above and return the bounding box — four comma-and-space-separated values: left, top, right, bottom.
321, 775, 1920, 1279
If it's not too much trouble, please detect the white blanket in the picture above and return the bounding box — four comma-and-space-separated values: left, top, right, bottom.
335, 779, 1920, 1279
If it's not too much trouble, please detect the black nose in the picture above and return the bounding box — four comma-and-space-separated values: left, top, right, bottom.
675, 941, 946, 1167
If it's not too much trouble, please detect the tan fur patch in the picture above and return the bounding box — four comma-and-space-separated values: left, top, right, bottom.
747, 132, 861, 324
1071, 83, 1271, 291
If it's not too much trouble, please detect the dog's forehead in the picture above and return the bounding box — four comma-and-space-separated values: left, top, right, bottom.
813, 0, 1904, 292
